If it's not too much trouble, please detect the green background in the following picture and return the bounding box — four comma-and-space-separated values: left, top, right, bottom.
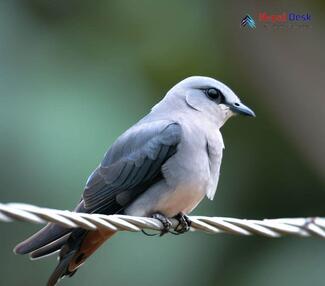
0, 1, 324, 285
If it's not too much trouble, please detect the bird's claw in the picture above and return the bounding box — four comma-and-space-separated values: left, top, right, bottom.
145, 212, 191, 236
152, 212, 172, 236
171, 212, 191, 235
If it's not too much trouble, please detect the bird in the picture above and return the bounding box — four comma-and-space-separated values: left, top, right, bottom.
14, 76, 255, 285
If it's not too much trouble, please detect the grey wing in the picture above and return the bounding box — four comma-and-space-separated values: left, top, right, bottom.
82, 121, 182, 214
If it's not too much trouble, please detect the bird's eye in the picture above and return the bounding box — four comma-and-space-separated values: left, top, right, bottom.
206, 88, 224, 104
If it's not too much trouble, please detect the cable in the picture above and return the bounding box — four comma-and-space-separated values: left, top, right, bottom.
1, 202, 324, 238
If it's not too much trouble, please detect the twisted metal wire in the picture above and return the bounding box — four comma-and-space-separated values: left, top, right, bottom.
0, 202, 324, 238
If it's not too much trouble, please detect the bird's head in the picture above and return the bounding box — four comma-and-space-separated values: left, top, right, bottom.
163, 76, 255, 128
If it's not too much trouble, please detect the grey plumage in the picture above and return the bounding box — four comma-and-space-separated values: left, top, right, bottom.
14, 76, 255, 285
83, 121, 181, 212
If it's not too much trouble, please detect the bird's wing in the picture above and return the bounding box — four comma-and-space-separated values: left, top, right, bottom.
82, 120, 182, 213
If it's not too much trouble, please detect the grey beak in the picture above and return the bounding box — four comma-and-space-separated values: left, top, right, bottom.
229, 102, 256, 117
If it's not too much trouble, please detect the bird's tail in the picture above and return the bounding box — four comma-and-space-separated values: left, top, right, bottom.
15, 223, 115, 286
50, 228, 116, 286
14, 202, 116, 285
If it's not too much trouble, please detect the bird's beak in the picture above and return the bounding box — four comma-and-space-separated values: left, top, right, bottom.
229, 102, 256, 117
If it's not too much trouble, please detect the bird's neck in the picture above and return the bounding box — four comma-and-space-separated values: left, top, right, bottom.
150, 95, 231, 129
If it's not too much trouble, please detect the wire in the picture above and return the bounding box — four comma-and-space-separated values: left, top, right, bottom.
1, 202, 324, 238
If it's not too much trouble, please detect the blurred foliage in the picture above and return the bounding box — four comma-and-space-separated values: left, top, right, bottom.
0, 1, 324, 285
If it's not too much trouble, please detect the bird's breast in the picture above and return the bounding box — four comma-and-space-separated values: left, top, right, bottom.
152, 180, 206, 216
161, 124, 223, 213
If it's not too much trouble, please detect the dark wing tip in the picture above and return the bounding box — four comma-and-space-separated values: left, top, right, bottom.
13, 224, 71, 255
13, 242, 28, 255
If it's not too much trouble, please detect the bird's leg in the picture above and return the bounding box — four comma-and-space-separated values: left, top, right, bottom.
172, 212, 191, 235
151, 212, 172, 236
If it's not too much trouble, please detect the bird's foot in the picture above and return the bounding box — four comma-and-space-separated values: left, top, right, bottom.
152, 212, 172, 236
171, 212, 191, 235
